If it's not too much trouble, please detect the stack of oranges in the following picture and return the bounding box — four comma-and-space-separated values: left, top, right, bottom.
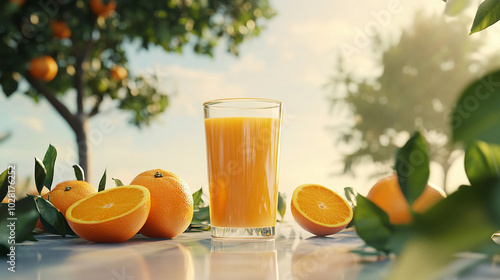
41, 169, 193, 243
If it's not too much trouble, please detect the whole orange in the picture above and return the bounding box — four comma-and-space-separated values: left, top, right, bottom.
51, 20, 71, 39
48, 180, 97, 216
89, 0, 116, 18
29, 55, 58, 82
130, 169, 193, 239
110, 66, 128, 81
366, 174, 446, 224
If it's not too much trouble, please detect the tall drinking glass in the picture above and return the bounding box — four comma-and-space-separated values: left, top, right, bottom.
204, 98, 283, 238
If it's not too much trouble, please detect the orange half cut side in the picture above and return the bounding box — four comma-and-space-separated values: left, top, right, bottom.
291, 184, 353, 236
66, 185, 151, 243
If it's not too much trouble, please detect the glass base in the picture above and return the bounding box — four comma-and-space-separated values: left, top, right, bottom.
211, 226, 275, 239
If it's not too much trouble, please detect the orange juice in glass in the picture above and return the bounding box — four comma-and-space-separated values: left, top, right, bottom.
204, 98, 282, 238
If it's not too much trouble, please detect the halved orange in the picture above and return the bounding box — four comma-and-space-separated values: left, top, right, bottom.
291, 184, 353, 236
66, 185, 151, 243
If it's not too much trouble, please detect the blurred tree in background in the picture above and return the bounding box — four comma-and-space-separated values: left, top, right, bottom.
326, 11, 500, 192
0, 132, 11, 144
0, 0, 275, 179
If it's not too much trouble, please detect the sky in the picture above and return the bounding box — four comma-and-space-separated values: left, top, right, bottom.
0, 0, 484, 210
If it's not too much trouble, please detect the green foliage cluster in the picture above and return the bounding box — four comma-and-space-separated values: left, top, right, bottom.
0, 0, 275, 175
352, 68, 500, 278
0, 0, 275, 99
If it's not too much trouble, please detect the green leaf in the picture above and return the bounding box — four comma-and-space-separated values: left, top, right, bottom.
35, 197, 66, 237
0, 168, 9, 202
39, 214, 76, 236
344, 186, 357, 206
189, 188, 210, 232
444, 0, 471, 16
452, 69, 500, 145
277, 191, 286, 220
192, 188, 203, 207
395, 132, 429, 206
354, 195, 394, 253
470, 0, 500, 34
98, 169, 107, 192
185, 220, 211, 232
0, 197, 39, 254
0, 73, 19, 97
464, 141, 500, 186
193, 205, 210, 222
388, 183, 500, 279
42, 144, 57, 191
72, 165, 85, 181
112, 178, 124, 187
34, 157, 47, 194
12, 197, 39, 241
344, 187, 357, 228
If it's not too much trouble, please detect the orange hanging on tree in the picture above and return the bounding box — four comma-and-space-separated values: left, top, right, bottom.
51, 20, 71, 39
89, 0, 116, 18
29, 55, 58, 82
110, 66, 128, 82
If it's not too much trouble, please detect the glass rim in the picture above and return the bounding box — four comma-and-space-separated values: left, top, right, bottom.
203, 98, 282, 109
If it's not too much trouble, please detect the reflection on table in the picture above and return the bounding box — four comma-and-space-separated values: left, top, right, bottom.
209, 239, 277, 280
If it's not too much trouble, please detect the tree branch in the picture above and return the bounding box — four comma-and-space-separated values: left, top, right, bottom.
25, 75, 78, 132
88, 95, 103, 118
74, 21, 98, 118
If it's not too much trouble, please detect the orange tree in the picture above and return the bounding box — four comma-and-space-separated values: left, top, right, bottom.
0, 0, 275, 178
326, 12, 500, 192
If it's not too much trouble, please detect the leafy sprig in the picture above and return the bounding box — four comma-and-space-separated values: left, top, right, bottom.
353, 133, 500, 278
186, 188, 210, 232
0, 144, 109, 253
351, 67, 500, 279
0, 145, 59, 254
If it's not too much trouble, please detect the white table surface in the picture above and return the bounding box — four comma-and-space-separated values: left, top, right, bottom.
2, 224, 500, 280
